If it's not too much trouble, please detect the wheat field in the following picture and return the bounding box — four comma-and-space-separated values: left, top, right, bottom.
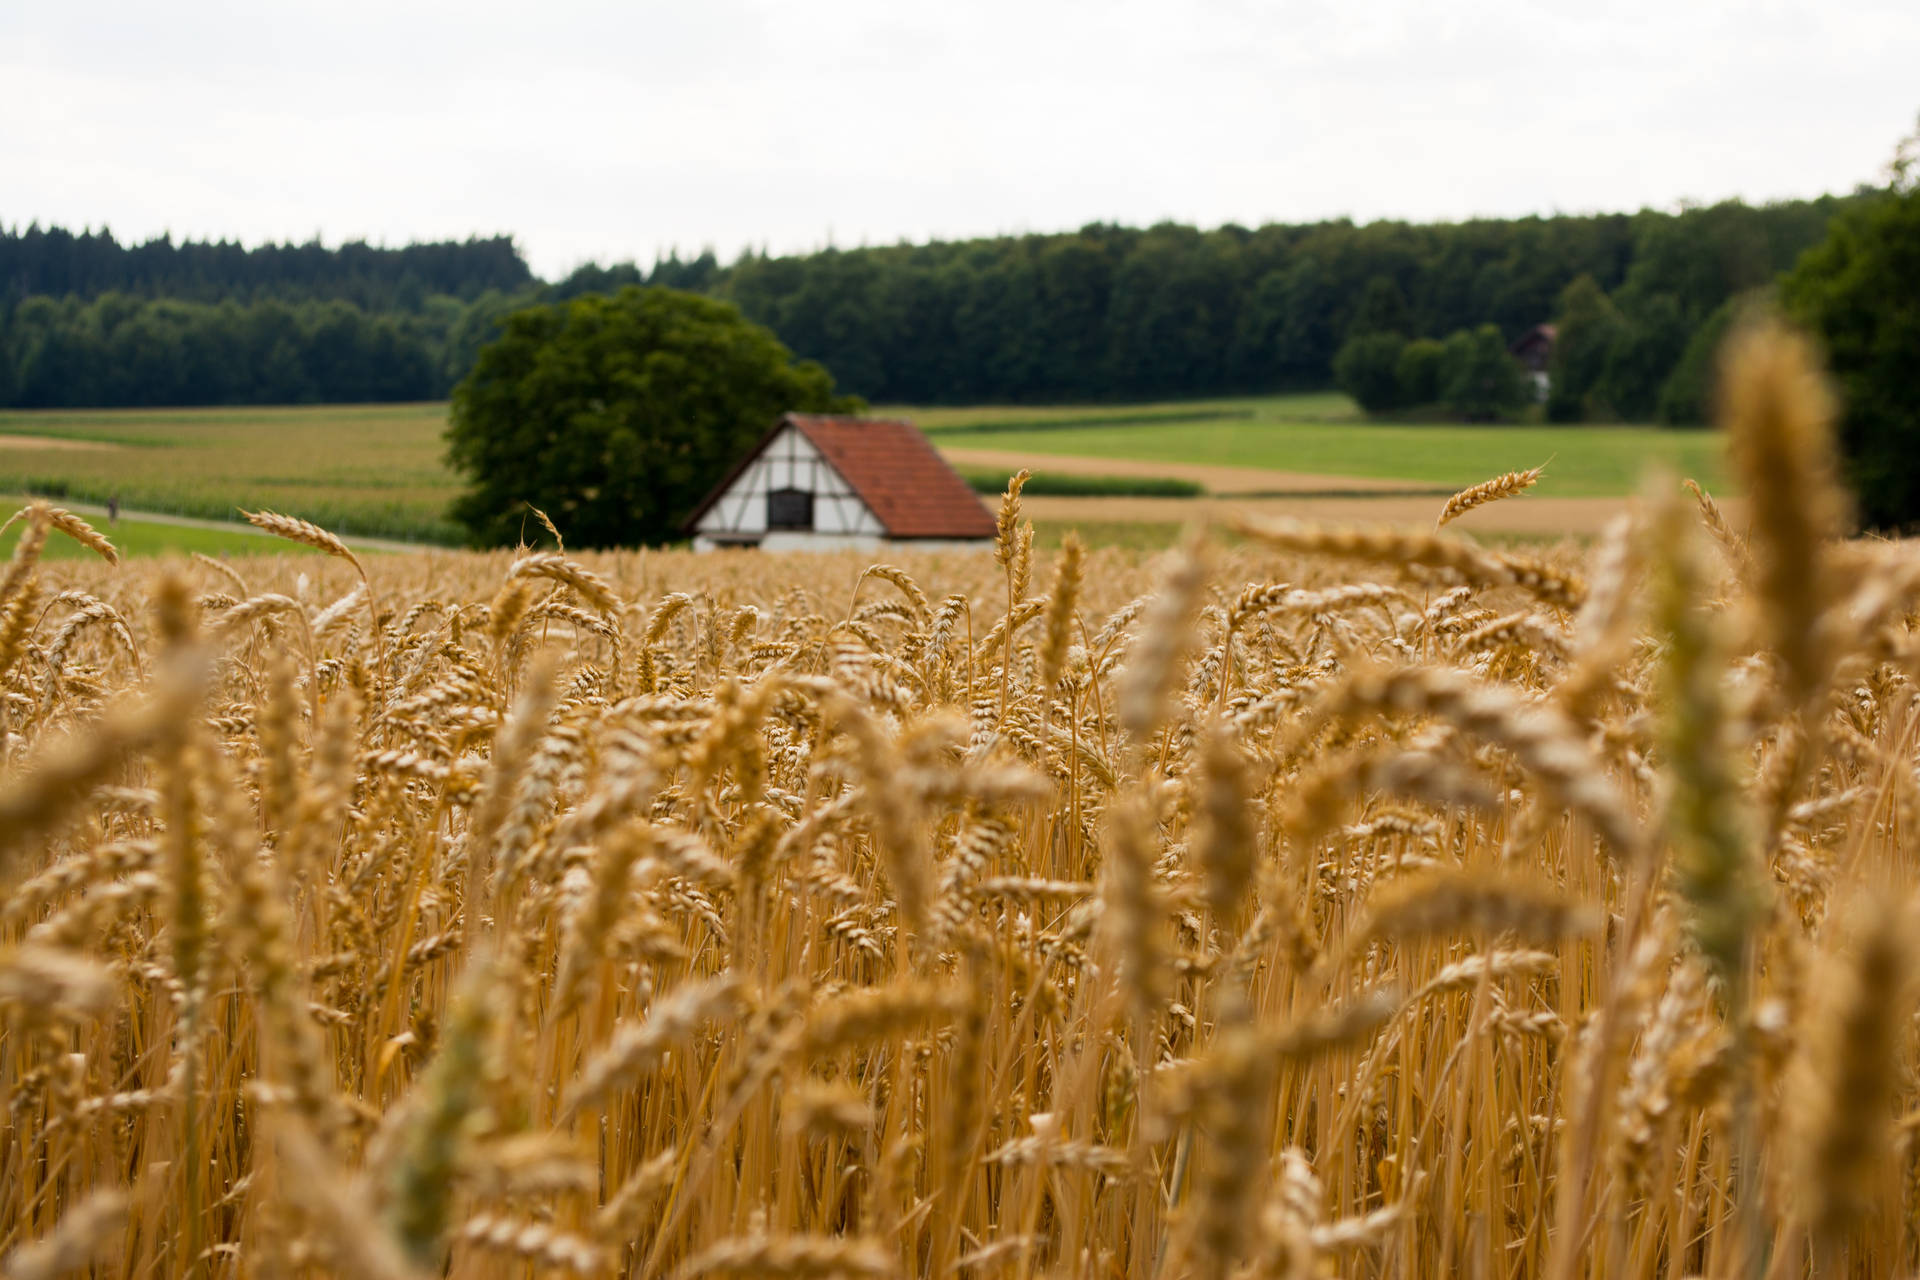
2, 324, 1917, 1279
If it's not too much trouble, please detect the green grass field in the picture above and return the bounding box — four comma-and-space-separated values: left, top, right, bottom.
0, 394, 1728, 550
911, 393, 1727, 497
0, 498, 328, 561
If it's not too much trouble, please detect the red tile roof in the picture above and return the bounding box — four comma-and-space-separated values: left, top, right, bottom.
789, 415, 996, 539
684, 414, 996, 540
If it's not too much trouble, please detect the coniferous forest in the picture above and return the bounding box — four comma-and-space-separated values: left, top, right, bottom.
0, 194, 1860, 418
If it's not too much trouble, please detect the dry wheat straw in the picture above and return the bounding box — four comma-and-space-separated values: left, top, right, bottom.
4, 354, 1915, 1280
242, 509, 364, 575
1437, 462, 1546, 528
0, 1187, 129, 1280
41, 505, 121, 564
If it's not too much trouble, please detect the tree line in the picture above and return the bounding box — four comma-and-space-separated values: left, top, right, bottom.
0, 227, 537, 408
0, 197, 1860, 411
0, 226, 530, 309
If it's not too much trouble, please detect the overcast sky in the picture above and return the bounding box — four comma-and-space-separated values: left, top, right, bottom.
6, 1, 1916, 281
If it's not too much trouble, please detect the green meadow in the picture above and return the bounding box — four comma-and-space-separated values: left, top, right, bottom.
909, 393, 1727, 497
0, 499, 327, 561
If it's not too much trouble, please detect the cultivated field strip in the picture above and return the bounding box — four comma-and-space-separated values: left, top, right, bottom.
2, 325, 1918, 1279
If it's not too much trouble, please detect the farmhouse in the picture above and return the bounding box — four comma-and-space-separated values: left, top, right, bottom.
684, 413, 998, 551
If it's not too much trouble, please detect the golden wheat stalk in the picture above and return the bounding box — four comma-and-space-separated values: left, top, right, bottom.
1436, 463, 1546, 528
241, 508, 365, 577
38, 505, 121, 564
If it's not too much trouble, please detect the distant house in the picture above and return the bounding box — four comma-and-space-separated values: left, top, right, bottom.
1510, 324, 1557, 402
684, 414, 997, 551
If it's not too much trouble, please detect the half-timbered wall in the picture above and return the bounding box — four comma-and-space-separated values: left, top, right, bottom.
691, 424, 886, 544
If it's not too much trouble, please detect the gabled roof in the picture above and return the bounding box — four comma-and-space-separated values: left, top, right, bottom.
683, 414, 997, 540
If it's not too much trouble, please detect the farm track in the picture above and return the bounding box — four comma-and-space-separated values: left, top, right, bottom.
10, 494, 430, 554
0, 432, 119, 451
938, 445, 1439, 495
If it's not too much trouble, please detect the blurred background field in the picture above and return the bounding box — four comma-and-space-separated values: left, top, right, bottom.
0, 403, 462, 544
0, 496, 325, 560
914, 392, 1728, 496
1, 393, 1732, 556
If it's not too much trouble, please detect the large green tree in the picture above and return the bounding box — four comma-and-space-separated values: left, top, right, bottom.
1781, 153, 1920, 529
445, 286, 856, 547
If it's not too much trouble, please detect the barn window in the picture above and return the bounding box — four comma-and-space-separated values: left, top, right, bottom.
767, 487, 814, 530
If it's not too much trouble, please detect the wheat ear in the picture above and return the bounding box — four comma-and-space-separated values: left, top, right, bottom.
1436, 462, 1546, 528
242, 509, 366, 577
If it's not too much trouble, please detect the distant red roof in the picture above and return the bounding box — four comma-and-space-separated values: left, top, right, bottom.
1509, 324, 1558, 373
683, 414, 997, 540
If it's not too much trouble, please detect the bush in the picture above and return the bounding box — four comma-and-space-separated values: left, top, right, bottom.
1332, 332, 1409, 413
1394, 338, 1445, 408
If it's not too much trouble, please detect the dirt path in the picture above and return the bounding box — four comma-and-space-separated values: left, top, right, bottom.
6, 494, 427, 554
938, 446, 1439, 495
1023, 492, 1750, 537
0, 433, 120, 451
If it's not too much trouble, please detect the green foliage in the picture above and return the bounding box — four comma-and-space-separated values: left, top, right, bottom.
1594, 293, 1692, 421
1656, 292, 1756, 426
956, 468, 1202, 497
1394, 338, 1446, 408
0, 225, 530, 306
1439, 325, 1528, 420
1346, 275, 1413, 338
445, 286, 857, 548
708, 198, 1845, 405
1, 200, 1857, 410
1547, 275, 1624, 422
0, 292, 444, 408
0, 228, 532, 408
1612, 199, 1812, 324
1782, 177, 1920, 528
1333, 332, 1410, 413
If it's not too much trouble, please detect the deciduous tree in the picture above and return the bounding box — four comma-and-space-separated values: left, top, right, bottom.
1782, 127, 1920, 527
445, 286, 857, 547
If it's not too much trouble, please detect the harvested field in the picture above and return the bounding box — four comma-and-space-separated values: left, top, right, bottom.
0, 329, 1914, 1279
1023, 491, 1743, 537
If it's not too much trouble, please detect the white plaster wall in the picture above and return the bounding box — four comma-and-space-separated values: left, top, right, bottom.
692, 425, 884, 539
691, 534, 992, 553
